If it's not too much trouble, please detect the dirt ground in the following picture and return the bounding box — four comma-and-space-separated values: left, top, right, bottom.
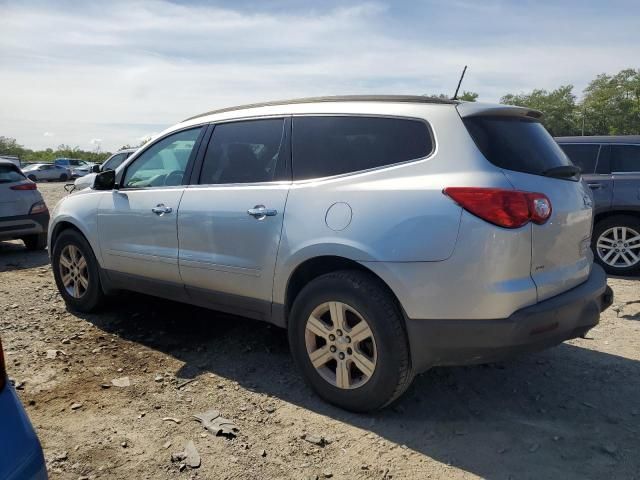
1, 182, 639, 480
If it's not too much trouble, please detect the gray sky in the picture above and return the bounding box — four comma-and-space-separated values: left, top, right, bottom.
1, 0, 638, 152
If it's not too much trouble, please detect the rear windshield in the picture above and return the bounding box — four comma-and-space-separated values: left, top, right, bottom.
0, 165, 25, 183
463, 116, 572, 176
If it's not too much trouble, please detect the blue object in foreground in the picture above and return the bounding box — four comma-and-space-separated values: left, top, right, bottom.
0, 337, 48, 480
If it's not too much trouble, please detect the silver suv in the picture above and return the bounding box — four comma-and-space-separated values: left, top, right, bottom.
48, 96, 613, 411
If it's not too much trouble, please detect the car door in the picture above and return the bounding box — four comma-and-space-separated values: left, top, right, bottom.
97, 126, 205, 298
177, 118, 291, 321
611, 144, 640, 208
559, 143, 613, 214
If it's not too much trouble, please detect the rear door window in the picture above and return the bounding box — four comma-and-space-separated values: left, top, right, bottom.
292, 116, 432, 180
463, 116, 572, 176
558, 144, 600, 174
199, 118, 287, 185
611, 145, 640, 173
0, 165, 25, 183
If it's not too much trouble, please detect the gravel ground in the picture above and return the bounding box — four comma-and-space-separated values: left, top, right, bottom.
1, 182, 639, 480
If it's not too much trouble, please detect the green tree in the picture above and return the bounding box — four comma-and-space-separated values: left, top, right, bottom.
458, 91, 478, 102
501, 85, 579, 136
581, 68, 640, 135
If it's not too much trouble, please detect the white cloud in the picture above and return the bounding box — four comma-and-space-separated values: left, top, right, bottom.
90, 139, 103, 145
43, 132, 54, 137
0, 0, 637, 150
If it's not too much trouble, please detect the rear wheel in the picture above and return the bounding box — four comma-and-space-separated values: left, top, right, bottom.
52, 229, 104, 312
22, 233, 47, 251
288, 270, 413, 412
593, 215, 640, 275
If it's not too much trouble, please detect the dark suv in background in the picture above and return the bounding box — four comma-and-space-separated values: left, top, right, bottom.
556, 136, 640, 275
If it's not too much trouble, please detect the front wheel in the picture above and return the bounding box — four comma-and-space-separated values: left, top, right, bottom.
59, 173, 69, 181
52, 229, 104, 312
27, 174, 37, 182
288, 270, 413, 412
593, 215, 640, 275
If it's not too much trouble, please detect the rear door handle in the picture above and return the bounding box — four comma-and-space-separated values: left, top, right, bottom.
247, 205, 277, 219
152, 204, 173, 216
588, 183, 603, 190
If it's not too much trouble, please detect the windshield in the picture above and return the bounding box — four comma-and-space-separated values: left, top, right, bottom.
463, 116, 574, 177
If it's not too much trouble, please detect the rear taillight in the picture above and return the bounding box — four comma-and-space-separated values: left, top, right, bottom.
10, 181, 37, 191
0, 337, 6, 392
29, 201, 48, 215
444, 187, 552, 229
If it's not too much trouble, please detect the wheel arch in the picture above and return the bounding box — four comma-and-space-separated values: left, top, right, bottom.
282, 255, 407, 328
594, 209, 640, 226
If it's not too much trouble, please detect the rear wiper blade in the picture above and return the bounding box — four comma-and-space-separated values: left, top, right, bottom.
542, 165, 581, 178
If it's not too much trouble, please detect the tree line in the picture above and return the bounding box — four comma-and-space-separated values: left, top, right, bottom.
0, 137, 111, 164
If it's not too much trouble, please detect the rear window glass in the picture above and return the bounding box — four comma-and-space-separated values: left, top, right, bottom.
0, 165, 25, 183
292, 116, 432, 180
611, 145, 640, 172
558, 144, 600, 174
463, 116, 572, 176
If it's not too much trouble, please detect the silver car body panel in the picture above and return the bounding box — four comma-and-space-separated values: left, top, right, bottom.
49, 99, 593, 323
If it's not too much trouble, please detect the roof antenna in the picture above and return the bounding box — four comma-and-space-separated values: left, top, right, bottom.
452, 65, 468, 100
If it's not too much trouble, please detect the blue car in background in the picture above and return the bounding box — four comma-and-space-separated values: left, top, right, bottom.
0, 337, 48, 479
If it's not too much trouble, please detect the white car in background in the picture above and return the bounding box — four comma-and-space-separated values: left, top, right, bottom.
22, 163, 72, 182
73, 148, 137, 191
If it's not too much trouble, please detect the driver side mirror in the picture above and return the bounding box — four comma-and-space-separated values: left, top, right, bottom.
92, 164, 101, 173
92, 169, 116, 190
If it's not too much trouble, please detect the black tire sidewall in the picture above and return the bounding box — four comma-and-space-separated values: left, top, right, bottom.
592, 215, 640, 275
288, 271, 410, 412
22, 233, 47, 250
52, 230, 103, 312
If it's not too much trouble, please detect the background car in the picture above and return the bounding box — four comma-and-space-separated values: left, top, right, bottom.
0, 336, 48, 480
0, 160, 49, 250
73, 148, 137, 191
556, 136, 640, 275
21, 163, 72, 182
54, 158, 96, 178
99, 148, 136, 172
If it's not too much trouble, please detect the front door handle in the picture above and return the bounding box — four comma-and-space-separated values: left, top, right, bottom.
588, 183, 603, 190
152, 204, 173, 216
247, 205, 277, 220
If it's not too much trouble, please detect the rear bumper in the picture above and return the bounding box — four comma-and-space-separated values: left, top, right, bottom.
0, 212, 49, 240
406, 264, 613, 372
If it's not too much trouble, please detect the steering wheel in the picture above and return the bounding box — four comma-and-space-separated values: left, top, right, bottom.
164, 170, 184, 186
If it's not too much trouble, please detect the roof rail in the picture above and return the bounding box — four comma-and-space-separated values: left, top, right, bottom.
183, 95, 458, 122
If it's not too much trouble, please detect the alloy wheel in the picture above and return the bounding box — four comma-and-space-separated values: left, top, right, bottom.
596, 226, 640, 269
304, 301, 377, 390
59, 244, 89, 298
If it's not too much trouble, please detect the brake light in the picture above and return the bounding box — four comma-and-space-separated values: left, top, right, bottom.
0, 337, 6, 392
444, 187, 552, 228
10, 181, 37, 191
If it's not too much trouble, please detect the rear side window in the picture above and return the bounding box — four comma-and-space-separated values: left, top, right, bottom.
463, 116, 572, 176
558, 144, 600, 174
0, 165, 25, 183
292, 116, 432, 180
611, 145, 640, 172
199, 119, 286, 185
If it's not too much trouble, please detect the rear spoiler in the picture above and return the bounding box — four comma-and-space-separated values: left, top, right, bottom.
456, 102, 543, 120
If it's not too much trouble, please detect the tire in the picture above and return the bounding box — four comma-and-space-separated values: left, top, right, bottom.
27, 174, 36, 182
59, 174, 69, 182
288, 270, 413, 412
52, 229, 104, 312
592, 215, 640, 275
22, 233, 47, 251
